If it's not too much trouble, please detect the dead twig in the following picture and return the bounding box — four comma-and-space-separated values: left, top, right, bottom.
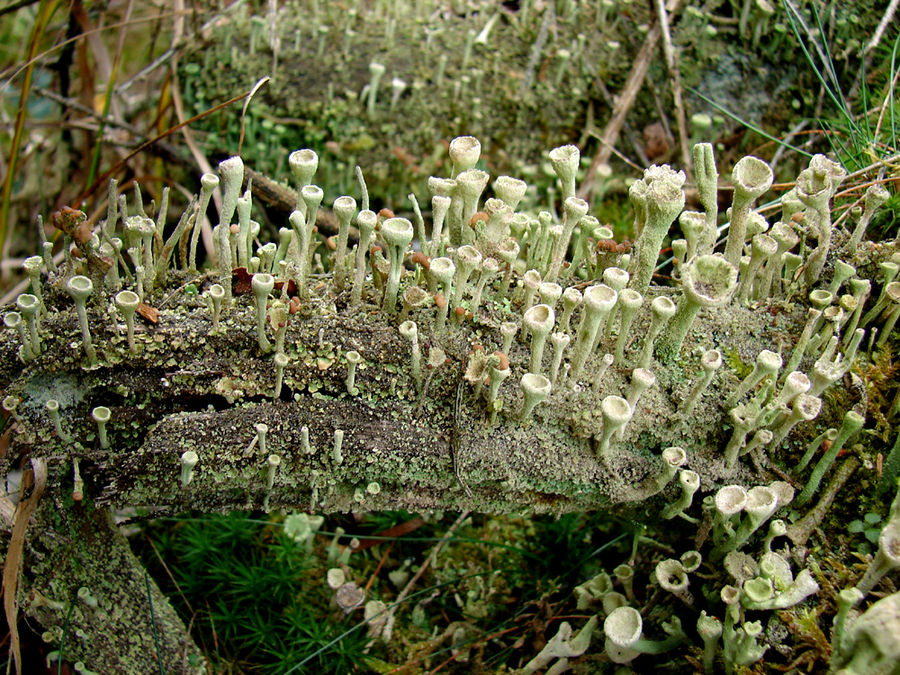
580, 0, 683, 201
653, 0, 691, 183
591, 82, 650, 168
381, 511, 471, 641
787, 457, 859, 547
33, 86, 188, 166
79, 85, 258, 202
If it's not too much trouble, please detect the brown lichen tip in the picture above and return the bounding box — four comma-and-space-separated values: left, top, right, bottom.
410, 251, 430, 269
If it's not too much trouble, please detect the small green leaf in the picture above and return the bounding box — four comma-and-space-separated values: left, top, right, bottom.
865, 528, 882, 544
848, 520, 865, 533
864, 512, 882, 525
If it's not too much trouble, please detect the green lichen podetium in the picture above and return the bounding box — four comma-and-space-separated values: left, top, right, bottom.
1, 135, 898, 672
176, 0, 647, 205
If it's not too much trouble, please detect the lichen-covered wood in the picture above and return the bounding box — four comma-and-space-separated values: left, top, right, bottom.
1, 137, 897, 672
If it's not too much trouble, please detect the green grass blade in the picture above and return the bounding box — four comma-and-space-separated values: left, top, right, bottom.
283, 567, 522, 674
783, 0, 856, 133
57, 594, 77, 675
820, 120, 852, 165
144, 569, 166, 675
0, 1, 62, 266
809, 0, 851, 116
687, 87, 813, 158
861, 57, 873, 147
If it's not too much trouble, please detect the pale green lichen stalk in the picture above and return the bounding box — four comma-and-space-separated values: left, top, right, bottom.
629, 166, 686, 294
114, 290, 140, 353
657, 254, 738, 358
523, 303, 554, 375
380, 217, 414, 315
251, 273, 275, 353
723, 155, 773, 269
66, 275, 97, 365
568, 283, 617, 382
180, 450, 199, 487
91, 406, 111, 449
15, 294, 40, 358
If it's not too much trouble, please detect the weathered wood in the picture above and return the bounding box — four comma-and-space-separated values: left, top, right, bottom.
1, 271, 807, 521
12, 498, 205, 673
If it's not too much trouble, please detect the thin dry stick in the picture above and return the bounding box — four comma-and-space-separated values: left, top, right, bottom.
873, 63, 900, 144
783, 0, 841, 95
518, 2, 554, 97
34, 86, 175, 148
838, 152, 900, 183
237, 77, 272, 156
143, 533, 194, 615
0, 1, 60, 268
427, 622, 526, 674
79, 0, 136, 184
787, 456, 858, 547
654, 0, 691, 184
169, 3, 217, 264
592, 81, 650, 167
865, 0, 900, 54
26, 90, 188, 176
770, 119, 809, 172
80, 87, 257, 200
382, 511, 471, 635
0, 1, 40, 19
364, 540, 395, 593
0, 10, 187, 99
581, 0, 683, 200
850, 0, 900, 99
831, 176, 900, 230
0, 249, 64, 306
586, 130, 646, 173
116, 47, 176, 94
69, 2, 116, 105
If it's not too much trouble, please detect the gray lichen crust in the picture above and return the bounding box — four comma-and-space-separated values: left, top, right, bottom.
21, 501, 205, 672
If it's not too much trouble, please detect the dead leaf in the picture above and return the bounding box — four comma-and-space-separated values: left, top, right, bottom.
232, 266, 253, 294
232, 267, 297, 297
137, 303, 160, 324
643, 121, 670, 161
2, 457, 47, 675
